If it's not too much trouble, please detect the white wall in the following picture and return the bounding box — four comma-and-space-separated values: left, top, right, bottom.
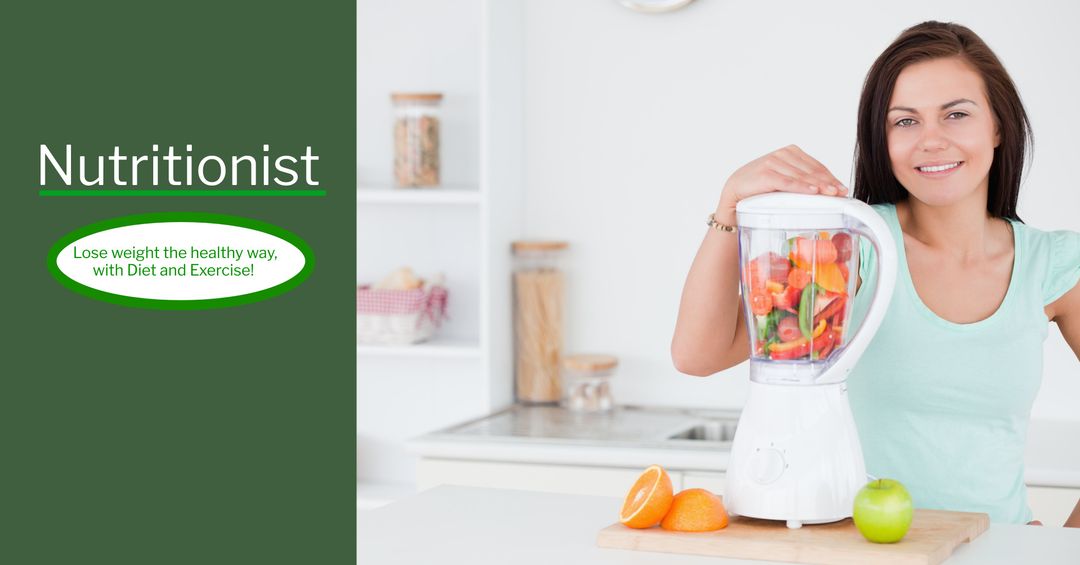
520, 0, 1080, 419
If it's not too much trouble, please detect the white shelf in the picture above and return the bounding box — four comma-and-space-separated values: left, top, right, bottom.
357, 335, 483, 358
357, 185, 481, 205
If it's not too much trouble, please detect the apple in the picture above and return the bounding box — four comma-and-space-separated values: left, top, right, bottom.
853, 478, 913, 543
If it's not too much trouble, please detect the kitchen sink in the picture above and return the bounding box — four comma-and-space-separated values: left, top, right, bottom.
666, 420, 738, 442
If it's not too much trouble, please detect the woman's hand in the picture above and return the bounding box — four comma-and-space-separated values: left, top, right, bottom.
1027, 520, 1043, 526
716, 145, 849, 214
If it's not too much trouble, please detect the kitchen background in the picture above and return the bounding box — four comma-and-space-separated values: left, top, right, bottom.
357, 0, 1080, 511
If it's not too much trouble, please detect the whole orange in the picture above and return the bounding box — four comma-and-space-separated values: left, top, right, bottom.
660, 488, 729, 532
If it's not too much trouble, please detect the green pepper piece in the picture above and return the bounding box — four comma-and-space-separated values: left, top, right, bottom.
758, 309, 779, 342
799, 284, 815, 339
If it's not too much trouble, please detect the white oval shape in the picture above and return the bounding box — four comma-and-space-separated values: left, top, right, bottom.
55, 222, 307, 301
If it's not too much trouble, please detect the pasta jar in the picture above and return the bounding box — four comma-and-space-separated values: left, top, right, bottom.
512, 240, 569, 405
391, 92, 442, 187
562, 354, 617, 412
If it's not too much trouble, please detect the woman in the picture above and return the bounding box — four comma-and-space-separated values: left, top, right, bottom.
671, 21, 1080, 526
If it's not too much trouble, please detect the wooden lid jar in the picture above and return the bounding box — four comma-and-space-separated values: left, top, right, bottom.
562, 354, 617, 412
391, 92, 443, 188
511, 240, 568, 405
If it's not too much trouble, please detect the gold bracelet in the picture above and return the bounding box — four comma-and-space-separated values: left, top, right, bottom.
706, 213, 736, 232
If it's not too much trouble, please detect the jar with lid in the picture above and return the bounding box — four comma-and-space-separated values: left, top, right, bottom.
562, 354, 617, 412
511, 241, 568, 405
391, 92, 442, 187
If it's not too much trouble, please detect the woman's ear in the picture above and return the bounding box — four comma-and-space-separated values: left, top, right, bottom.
994, 124, 1001, 148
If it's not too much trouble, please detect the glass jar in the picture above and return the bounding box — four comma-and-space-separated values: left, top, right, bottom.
562, 354, 617, 412
511, 241, 568, 405
391, 92, 442, 187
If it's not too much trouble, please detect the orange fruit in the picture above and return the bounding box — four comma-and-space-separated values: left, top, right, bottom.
619, 465, 674, 529
660, 488, 729, 532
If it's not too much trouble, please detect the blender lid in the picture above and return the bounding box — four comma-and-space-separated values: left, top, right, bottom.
736, 193, 852, 231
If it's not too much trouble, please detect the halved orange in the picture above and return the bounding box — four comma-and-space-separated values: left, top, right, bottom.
660, 488, 729, 532
619, 465, 674, 529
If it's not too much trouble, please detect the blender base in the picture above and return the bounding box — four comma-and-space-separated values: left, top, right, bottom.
724, 380, 867, 526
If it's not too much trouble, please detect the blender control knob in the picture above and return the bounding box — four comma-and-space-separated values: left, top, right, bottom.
750, 448, 786, 485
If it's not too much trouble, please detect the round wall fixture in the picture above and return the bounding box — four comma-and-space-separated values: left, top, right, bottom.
617, 0, 696, 13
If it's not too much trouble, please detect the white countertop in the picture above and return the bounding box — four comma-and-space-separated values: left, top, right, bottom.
357, 485, 1080, 564
409, 408, 1080, 488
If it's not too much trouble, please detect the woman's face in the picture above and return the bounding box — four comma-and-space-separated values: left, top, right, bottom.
886, 56, 1000, 207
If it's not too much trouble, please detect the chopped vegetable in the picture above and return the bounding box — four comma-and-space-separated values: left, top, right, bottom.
832, 233, 853, 263
757, 310, 781, 342
788, 267, 811, 291
814, 295, 847, 327
747, 237, 854, 361
815, 263, 847, 294
777, 316, 802, 342
750, 289, 773, 316
798, 284, 817, 339
794, 237, 838, 266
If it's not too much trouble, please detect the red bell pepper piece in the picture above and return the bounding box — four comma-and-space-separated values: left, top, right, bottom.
770, 340, 811, 360
813, 295, 846, 327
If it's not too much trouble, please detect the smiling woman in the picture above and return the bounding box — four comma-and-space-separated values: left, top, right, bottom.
671, 20, 1080, 527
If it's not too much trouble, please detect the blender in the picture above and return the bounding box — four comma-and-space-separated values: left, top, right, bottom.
724, 192, 898, 529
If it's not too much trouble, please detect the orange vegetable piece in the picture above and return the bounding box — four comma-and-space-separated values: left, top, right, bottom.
660, 488, 729, 532
620, 465, 674, 529
815, 263, 847, 294
750, 289, 773, 316
788, 267, 811, 290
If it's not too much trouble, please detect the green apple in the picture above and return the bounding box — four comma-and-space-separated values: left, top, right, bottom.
853, 478, 913, 543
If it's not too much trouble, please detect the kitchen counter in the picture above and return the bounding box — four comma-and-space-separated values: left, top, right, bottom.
408, 405, 1080, 488
408, 404, 738, 471
357, 485, 1080, 564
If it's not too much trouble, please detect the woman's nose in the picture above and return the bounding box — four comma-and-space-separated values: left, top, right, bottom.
917, 122, 950, 151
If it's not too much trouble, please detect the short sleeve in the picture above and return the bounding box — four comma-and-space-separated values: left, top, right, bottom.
1043, 229, 1080, 305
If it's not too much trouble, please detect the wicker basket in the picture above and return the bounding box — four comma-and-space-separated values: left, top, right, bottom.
357, 285, 448, 345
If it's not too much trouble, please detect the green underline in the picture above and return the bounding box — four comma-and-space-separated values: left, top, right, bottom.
39, 189, 326, 197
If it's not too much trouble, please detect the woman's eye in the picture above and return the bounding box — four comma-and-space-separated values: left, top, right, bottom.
894, 118, 916, 127
947, 111, 968, 120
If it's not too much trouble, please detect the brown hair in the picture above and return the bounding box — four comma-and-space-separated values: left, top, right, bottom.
853, 21, 1032, 221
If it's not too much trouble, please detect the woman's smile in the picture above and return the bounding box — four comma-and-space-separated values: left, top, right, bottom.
915, 160, 965, 177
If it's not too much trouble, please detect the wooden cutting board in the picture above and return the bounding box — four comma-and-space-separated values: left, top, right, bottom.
597, 508, 989, 565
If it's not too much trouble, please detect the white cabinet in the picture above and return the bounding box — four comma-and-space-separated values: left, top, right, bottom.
417, 458, 731, 498
418, 456, 1078, 526
357, 0, 527, 485
681, 471, 728, 494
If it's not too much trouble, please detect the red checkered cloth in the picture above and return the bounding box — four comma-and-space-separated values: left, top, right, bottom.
356, 285, 448, 327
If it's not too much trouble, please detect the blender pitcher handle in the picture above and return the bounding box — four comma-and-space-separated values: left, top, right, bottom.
815, 201, 898, 385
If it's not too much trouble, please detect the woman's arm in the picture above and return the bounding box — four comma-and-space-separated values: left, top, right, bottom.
1065, 500, 1080, 528
1047, 279, 1080, 527
671, 205, 748, 376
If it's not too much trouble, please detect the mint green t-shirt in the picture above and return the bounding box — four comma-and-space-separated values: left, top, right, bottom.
848, 203, 1080, 524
